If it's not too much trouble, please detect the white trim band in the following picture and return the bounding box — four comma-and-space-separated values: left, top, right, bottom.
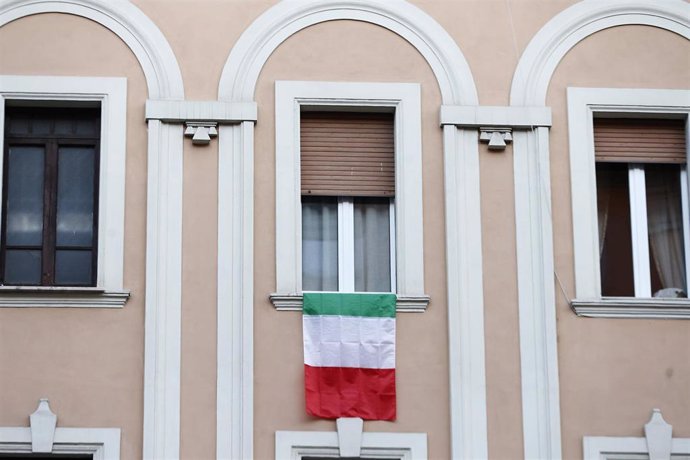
440, 105, 552, 128
145, 99, 257, 123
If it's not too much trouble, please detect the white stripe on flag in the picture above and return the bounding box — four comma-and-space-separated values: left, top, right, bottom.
303, 315, 395, 369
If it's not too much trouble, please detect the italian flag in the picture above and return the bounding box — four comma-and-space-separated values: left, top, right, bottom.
303, 292, 396, 421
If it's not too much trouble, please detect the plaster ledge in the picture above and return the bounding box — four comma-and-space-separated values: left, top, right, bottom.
0, 287, 130, 308
571, 298, 690, 319
269, 293, 430, 313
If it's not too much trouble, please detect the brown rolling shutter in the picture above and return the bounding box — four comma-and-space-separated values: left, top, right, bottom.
300, 111, 395, 196
594, 118, 686, 163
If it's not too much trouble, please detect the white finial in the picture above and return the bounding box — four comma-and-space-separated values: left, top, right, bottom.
30, 398, 57, 453
645, 408, 672, 460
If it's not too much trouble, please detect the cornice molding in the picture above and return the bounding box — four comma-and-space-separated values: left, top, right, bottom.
572, 299, 690, 319
269, 294, 430, 313
145, 100, 257, 123
440, 105, 551, 128
0, 288, 129, 308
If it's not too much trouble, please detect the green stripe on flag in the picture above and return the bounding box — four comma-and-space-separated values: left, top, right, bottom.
303, 292, 396, 318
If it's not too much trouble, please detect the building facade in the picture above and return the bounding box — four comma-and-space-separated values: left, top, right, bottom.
0, 0, 688, 459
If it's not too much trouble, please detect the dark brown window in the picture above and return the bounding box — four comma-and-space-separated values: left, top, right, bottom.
594, 117, 688, 298
2, 106, 100, 286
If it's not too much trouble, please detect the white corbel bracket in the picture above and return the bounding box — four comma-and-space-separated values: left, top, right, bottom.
480, 127, 512, 151
336, 417, 363, 457
145, 99, 258, 146
184, 122, 218, 145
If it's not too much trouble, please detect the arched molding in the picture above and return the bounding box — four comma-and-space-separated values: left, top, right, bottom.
510, 0, 690, 106
217, 0, 478, 105
0, 0, 184, 99
216, 1, 485, 459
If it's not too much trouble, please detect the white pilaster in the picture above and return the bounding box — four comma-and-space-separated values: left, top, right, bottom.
512, 127, 562, 460
443, 124, 488, 460
143, 120, 184, 460
217, 121, 254, 460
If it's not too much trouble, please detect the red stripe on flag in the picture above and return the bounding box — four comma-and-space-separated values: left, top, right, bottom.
304, 364, 396, 421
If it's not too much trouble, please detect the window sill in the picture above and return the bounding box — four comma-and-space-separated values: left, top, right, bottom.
269, 293, 430, 313
0, 286, 130, 308
571, 298, 690, 319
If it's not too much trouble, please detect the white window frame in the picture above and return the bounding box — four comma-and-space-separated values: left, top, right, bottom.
568, 87, 690, 318
275, 430, 427, 460
271, 81, 428, 312
0, 427, 121, 459
0, 75, 128, 308
583, 436, 690, 460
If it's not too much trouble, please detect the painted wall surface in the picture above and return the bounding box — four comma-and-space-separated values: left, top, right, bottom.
547, 25, 690, 460
0, 13, 148, 460
0, 2, 688, 460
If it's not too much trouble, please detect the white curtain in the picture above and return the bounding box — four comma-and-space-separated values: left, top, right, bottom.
596, 170, 611, 257
354, 198, 391, 292
302, 198, 338, 291
646, 165, 686, 296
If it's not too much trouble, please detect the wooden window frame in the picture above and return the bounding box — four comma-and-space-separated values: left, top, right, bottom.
2, 106, 101, 287
0, 75, 128, 308
567, 87, 690, 318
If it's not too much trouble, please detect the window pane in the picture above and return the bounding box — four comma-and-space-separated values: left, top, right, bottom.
645, 164, 687, 297
302, 197, 338, 291
5, 146, 44, 246
31, 117, 51, 135
7, 116, 29, 135
354, 197, 391, 292
596, 163, 635, 296
57, 146, 95, 247
4, 249, 41, 285
54, 118, 75, 135
55, 250, 92, 285
75, 117, 99, 136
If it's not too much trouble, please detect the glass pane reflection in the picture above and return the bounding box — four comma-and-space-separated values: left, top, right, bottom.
354, 198, 391, 292
6, 146, 44, 246
55, 250, 92, 285
4, 249, 41, 285
57, 146, 95, 247
302, 197, 338, 291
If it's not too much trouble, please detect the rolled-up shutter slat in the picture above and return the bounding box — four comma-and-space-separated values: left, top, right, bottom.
594, 118, 686, 164
300, 112, 395, 196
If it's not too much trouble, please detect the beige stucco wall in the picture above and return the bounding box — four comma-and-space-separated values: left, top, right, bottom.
547, 25, 690, 460
0, 2, 688, 460
0, 13, 148, 460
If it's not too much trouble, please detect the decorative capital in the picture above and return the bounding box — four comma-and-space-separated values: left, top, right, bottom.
645, 408, 673, 460
184, 121, 218, 145
479, 127, 512, 151
30, 398, 57, 453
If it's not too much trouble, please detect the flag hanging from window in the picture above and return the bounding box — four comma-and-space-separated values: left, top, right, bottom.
303, 292, 396, 421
